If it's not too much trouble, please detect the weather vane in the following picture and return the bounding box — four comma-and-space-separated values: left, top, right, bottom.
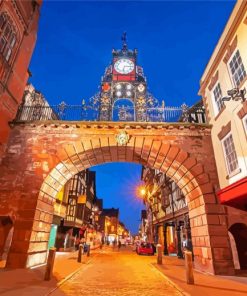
121, 31, 127, 51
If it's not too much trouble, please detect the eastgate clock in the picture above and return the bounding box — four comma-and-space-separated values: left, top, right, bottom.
114, 58, 134, 74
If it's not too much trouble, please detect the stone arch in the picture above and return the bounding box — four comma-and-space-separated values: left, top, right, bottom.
41, 144, 202, 204
229, 223, 247, 270
0, 122, 234, 275
38, 142, 226, 275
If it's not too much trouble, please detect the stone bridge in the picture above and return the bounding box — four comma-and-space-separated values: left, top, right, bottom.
0, 121, 234, 275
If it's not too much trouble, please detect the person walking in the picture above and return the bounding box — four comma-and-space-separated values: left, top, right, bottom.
118, 240, 121, 251
113, 238, 116, 249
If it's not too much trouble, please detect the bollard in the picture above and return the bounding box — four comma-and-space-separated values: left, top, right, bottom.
77, 244, 83, 263
184, 250, 194, 285
44, 248, 56, 281
157, 244, 162, 265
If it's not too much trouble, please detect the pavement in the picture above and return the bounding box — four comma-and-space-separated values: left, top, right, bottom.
0, 248, 98, 296
0, 246, 247, 295
153, 255, 247, 296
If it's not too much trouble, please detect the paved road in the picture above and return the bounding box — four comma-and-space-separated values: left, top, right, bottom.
50, 246, 182, 296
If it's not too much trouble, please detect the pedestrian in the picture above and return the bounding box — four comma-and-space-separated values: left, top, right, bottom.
182, 235, 188, 258
118, 240, 121, 251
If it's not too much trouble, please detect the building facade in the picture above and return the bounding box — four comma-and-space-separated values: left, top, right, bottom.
141, 167, 192, 258
0, 0, 42, 159
17, 83, 58, 120
100, 208, 119, 244
48, 169, 98, 251
199, 0, 247, 270
139, 210, 148, 241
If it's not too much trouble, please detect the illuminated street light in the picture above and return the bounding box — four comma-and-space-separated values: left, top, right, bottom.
140, 187, 146, 196
136, 185, 147, 199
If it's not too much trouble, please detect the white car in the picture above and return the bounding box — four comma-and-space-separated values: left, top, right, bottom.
132, 240, 140, 251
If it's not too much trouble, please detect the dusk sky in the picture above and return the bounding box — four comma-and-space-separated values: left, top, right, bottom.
29, 0, 235, 233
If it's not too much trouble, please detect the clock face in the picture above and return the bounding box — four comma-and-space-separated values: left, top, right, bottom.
137, 84, 145, 93
114, 59, 134, 74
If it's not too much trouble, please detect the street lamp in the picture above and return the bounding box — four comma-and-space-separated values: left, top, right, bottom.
222, 87, 246, 102
140, 187, 146, 196
136, 185, 147, 199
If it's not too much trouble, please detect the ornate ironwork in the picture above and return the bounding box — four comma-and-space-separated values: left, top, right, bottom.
14, 103, 206, 123
15, 37, 206, 124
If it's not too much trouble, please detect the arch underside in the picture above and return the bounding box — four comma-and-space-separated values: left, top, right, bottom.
41, 142, 203, 205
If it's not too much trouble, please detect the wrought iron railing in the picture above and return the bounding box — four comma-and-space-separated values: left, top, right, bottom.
14, 103, 206, 123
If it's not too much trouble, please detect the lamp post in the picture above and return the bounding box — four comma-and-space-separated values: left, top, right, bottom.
137, 185, 155, 243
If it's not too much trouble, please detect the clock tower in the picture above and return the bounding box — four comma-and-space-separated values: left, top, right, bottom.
96, 33, 156, 121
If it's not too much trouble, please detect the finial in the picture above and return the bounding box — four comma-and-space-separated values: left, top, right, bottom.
121, 32, 127, 51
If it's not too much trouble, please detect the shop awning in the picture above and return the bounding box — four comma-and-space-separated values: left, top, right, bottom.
217, 177, 247, 210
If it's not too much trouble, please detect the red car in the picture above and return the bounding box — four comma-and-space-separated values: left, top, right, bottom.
136, 242, 154, 255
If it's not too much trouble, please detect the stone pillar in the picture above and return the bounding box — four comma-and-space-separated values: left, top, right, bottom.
163, 223, 168, 255
185, 250, 194, 285
188, 196, 235, 275
5, 190, 54, 269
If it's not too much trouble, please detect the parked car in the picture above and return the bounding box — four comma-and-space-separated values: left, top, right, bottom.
136, 242, 154, 255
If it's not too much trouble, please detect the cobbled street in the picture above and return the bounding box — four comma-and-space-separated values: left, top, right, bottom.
50, 247, 182, 296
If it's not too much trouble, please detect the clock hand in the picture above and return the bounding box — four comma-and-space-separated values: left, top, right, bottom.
123, 65, 131, 71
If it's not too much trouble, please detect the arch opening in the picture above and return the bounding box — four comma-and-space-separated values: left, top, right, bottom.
0, 216, 13, 268
34, 144, 205, 269
229, 223, 247, 270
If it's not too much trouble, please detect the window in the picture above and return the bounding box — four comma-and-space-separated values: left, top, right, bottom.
222, 133, 239, 174
229, 50, 246, 86
213, 83, 224, 114
0, 13, 17, 62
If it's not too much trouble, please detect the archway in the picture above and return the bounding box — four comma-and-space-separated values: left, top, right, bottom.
0, 216, 13, 267
229, 223, 247, 270
0, 121, 235, 275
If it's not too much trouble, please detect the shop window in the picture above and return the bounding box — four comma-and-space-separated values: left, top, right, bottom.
0, 13, 17, 62
222, 133, 239, 174
229, 50, 246, 87
212, 83, 224, 116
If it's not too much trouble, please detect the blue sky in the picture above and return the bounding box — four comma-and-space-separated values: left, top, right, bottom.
29, 0, 235, 233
